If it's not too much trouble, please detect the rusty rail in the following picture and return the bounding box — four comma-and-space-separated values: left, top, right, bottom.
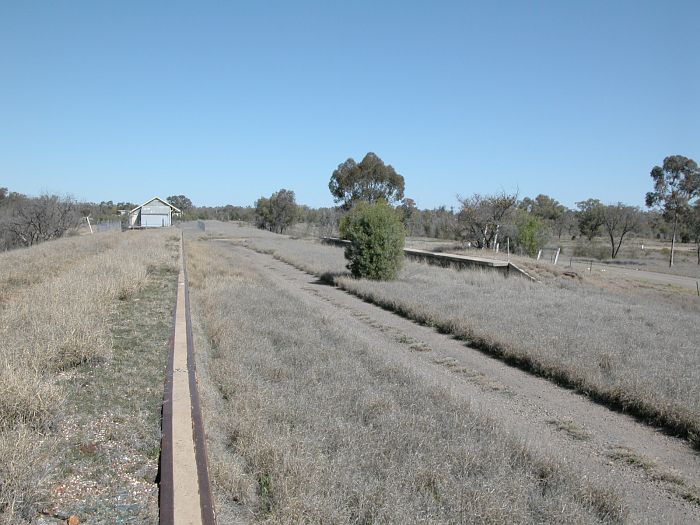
159, 234, 216, 524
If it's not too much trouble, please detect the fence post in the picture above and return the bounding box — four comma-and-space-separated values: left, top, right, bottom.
554, 248, 560, 265
537, 249, 542, 261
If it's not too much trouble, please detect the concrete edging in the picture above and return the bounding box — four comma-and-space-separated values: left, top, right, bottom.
320, 237, 538, 281
159, 234, 216, 525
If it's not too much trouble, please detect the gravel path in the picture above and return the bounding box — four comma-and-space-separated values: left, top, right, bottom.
228, 243, 700, 523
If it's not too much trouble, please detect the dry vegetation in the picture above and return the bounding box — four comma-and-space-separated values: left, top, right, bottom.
223, 226, 700, 448
0, 232, 120, 303
0, 229, 178, 523
186, 238, 625, 523
406, 237, 700, 280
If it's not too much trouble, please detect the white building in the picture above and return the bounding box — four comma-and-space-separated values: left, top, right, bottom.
128, 197, 181, 228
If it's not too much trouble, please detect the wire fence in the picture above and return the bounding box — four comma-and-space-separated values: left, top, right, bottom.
95, 220, 122, 232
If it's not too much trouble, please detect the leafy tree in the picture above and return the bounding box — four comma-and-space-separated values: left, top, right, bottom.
398, 197, 417, 226
254, 196, 271, 230
645, 155, 700, 266
520, 194, 566, 222
339, 200, 405, 280
270, 189, 297, 233
576, 199, 604, 241
254, 189, 297, 233
515, 212, 549, 257
599, 203, 641, 259
167, 195, 193, 213
329, 152, 405, 210
553, 210, 577, 240
456, 192, 518, 249
520, 194, 575, 241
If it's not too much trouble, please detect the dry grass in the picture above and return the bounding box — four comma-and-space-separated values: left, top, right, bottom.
0, 232, 121, 304
47, 254, 179, 522
0, 426, 55, 525
212, 225, 700, 448
546, 418, 592, 441
187, 239, 625, 524
239, 234, 346, 277
338, 268, 700, 447
406, 236, 700, 280
606, 446, 700, 504
0, 229, 178, 523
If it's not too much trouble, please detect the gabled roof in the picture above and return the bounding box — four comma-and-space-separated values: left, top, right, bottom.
129, 196, 182, 214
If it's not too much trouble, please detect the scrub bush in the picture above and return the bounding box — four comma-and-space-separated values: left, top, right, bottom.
340, 201, 405, 280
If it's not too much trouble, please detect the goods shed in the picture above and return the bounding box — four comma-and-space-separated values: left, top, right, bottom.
128, 197, 181, 228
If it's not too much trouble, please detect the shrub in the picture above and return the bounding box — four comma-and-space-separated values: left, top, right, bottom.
516, 213, 549, 257
339, 201, 405, 280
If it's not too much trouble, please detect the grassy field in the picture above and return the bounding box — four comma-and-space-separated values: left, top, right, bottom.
186, 238, 625, 523
226, 226, 700, 448
0, 229, 178, 523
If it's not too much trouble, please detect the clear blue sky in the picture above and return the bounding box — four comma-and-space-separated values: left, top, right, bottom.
1, 1, 698, 210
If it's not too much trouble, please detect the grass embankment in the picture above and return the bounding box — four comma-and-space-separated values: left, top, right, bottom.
241, 231, 700, 448
0, 230, 178, 524
187, 239, 625, 524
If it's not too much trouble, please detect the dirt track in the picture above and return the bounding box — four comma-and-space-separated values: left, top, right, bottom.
223, 242, 700, 523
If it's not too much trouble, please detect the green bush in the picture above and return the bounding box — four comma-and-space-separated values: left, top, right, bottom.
339, 201, 405, 280
516, 213, 549, 258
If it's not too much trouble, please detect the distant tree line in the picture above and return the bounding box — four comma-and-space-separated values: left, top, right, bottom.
241, 151, 700, 264
3, 154, 698, 265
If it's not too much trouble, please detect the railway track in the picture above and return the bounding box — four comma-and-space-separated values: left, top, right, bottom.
159, 234, 216, 524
